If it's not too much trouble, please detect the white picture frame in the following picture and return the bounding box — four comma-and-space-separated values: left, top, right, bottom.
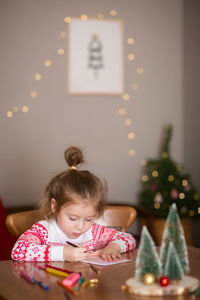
67, 18, 124, 95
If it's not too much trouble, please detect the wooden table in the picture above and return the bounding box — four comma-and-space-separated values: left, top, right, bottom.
0, 247, 199, 300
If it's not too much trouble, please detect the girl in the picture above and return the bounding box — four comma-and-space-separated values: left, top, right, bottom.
12, 146, 136, 262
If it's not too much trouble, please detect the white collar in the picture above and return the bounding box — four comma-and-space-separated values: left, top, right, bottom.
47, 219, 93, 244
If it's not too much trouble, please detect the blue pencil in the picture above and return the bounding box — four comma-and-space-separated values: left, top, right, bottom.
38, 281, 49, 291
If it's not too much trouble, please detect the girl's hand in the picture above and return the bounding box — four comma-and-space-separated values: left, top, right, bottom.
89, 243, 122, 261
63, 245, 89, 262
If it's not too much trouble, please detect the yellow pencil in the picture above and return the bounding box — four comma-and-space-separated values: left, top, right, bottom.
46, 267, 69, 278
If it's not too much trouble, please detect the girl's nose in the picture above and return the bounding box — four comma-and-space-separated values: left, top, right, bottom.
75, 221, 84, 231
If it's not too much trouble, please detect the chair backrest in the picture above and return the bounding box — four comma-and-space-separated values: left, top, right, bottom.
6, 210, 42, 237
96, 205, 137, 232
6, 205, 137, 237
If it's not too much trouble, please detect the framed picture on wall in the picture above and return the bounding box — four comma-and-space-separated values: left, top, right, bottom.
67, 18, 124, 95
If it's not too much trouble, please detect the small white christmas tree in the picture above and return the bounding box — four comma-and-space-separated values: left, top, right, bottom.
160, 203, 189, 274
125, 204, 198, 296
164, 241, 184, 281
135, 226, 162, 281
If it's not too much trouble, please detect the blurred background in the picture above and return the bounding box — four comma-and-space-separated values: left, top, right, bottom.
0, 0, 199, 246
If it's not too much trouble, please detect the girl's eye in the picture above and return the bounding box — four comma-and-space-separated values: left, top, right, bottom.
69, 217, 77, 221
86, 218, 92, 222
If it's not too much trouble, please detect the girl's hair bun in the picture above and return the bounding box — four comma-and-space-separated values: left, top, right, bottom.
64, 146, 84, 167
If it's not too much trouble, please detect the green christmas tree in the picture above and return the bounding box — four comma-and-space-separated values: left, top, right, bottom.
135, 226, 162, 281
139, 125, 200, 219
164, 241, 184, 281
160, 203, 190, 274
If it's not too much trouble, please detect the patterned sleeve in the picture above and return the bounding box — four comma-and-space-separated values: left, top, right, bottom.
91, 223, 136, 253
11, 223, 63, 262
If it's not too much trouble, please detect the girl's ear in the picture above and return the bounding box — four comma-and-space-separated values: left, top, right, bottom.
51, 198, 57, 213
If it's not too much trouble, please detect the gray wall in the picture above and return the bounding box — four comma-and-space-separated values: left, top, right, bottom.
183, 0, 200, 246
0, 0, 199, 235
183, 0, 200, 192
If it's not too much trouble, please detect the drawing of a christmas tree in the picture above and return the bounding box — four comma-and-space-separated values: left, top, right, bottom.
87, 34, 104, 78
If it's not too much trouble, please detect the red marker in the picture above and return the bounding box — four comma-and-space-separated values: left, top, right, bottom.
62, 273, 80, 287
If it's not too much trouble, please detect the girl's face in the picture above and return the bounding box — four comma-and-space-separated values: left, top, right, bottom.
51, 198, 97, 239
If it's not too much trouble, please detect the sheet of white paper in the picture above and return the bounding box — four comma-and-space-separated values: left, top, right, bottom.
80, 257, 131, 266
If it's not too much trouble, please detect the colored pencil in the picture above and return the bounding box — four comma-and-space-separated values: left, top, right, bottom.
45, 264, 74, 274
46, 267, 70, 278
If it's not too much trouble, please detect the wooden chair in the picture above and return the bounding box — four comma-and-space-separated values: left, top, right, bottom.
96, 205, 137, 232
6, 210, 42, 237
6, 205, 137, 237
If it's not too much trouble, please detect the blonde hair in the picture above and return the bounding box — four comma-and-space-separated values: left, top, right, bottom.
39, 146, 107, 220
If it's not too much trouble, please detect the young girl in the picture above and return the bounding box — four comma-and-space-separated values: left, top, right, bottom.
12, 146, 136, 262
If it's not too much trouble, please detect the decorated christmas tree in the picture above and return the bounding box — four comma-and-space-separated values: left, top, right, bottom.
160, 203, 189, 274
135, 226, 162, 281
139, 125, 200, 219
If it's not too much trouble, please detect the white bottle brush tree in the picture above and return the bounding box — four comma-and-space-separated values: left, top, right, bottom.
160, 203, 190, 275
135, 226, 162, 281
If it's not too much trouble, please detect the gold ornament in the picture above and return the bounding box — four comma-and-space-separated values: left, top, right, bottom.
121, 284, 127, 291
143, 273, 156, 285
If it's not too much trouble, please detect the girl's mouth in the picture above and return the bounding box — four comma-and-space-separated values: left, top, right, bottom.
72, 232, 81, 237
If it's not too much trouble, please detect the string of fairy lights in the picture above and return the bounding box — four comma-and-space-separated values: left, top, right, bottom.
3, 9, 144, 158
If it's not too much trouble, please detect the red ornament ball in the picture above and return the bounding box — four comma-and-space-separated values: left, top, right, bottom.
159, 276, 169, 287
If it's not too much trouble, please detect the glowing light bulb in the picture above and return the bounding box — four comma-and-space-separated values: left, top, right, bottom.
64, 17, 71, 23
125, 119, 132, 126
137, 67, 144, 74
44, 60, 52, 67
57, 49, 64, 55
152, 171, 158, 177
30, 91, 37, 98
22, 106, 29, 113
129, 149, 135, 156
127, 38, 134, 45
142, 175, 148, 182
7, 111, 13, 118
162, 152, 168, 158
154, 203, 160, 209
179, 193, 185, 199
81, 14, 88, 21
34, 74, 41, 80
123, 93, 130, 101
182, 179, 188, 186
128, 54, 135, 61
110, 10, 117, 16
176, 164, 182, 171
118, 108, 126, 115
128, 132, 135, 140
168, 175, 174, 181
